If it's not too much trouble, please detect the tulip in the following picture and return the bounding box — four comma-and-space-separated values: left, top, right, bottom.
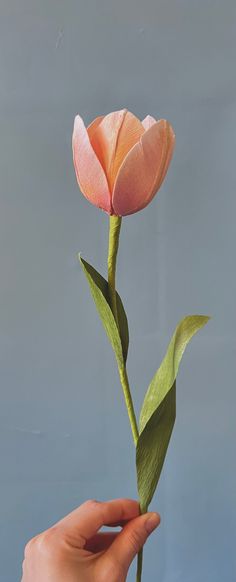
72, 109, 175, 216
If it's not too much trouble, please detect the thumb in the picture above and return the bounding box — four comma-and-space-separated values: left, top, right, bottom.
105, 512, 160, 574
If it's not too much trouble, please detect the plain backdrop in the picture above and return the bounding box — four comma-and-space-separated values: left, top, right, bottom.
0, 1, 236, 581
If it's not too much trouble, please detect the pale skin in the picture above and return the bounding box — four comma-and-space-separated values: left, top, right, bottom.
21, 498, 160, 582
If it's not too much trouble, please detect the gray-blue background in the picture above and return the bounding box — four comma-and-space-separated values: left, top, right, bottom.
0, 1, 235, 581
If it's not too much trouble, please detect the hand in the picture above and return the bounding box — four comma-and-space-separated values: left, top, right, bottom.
21, 498, 160, 582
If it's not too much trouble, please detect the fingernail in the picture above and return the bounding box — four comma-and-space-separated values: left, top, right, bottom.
145, 513, 160, 534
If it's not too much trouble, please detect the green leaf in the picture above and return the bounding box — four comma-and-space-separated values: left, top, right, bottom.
79, 256, 129, 365
116, 295, 129, 364
136, 315, 210, 512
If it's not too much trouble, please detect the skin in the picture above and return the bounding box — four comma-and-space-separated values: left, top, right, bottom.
21, 498, 160, 582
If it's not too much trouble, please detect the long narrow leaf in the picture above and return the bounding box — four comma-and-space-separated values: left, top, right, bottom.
79, 256, 129, 365
136, 315, 209, 512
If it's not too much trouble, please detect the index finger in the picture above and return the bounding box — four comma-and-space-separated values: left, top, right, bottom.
55, 498, 140, 547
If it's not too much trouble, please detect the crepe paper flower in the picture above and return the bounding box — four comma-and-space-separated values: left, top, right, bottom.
73, 109, 209, 582
72, 108, 175, 216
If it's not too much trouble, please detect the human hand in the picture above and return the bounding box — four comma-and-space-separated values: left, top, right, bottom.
22, 498, 160, 582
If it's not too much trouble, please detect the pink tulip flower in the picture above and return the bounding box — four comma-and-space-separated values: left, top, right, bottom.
72, 109, 175, 216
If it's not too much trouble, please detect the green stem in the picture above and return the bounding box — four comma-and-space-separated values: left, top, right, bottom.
136, 547, 143, 582
107, 215, 122, 326
107, 214, 142, 578
107, 215, 139, 447
136, 500, 148, 582
118, 366, 139, 447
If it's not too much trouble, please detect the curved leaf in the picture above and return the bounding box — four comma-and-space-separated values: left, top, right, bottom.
116, 294, 129, 363
79, 256, 129, 365
136, 315, 210, 512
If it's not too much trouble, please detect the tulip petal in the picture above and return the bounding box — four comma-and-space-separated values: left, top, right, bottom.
156, 122, 176, 191
87, 115, 105, 141
72, 115, 111, 213
90, 109, 145, 191
142, 115, 156, 130
112, 120, 175, 216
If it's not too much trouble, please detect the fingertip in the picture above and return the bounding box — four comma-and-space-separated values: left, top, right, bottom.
144, 512, 161, 534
